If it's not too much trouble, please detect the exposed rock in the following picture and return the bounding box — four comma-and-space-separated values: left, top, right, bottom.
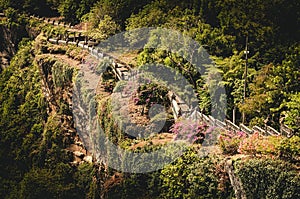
0, 23, 29, 69
73, 151, 85, 158
75, 141, 84, 147
224, 158, 247, 199
83, 156, 93, 163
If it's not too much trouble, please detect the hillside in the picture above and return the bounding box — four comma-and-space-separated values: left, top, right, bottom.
0, 1, 299, 199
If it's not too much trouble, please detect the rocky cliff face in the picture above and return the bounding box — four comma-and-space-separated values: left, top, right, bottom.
35, 43, 93, 166
0, 22, 29, 71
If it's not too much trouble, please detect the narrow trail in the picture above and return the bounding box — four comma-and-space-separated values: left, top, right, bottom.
31, 15, 295, 164
41, 20, 294, 138
27, 14, 298, 199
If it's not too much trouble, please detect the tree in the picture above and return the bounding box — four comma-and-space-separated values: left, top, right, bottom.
87, 15, 120, 40
126, 0, 168, 30
58, 0, 80, 23
239, 46, 300, 127
215, 51, 257, 123
280, 93, 300, 133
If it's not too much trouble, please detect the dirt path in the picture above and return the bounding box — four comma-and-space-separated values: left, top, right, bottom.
130, 133, 175, 150
46, 53, 81, 67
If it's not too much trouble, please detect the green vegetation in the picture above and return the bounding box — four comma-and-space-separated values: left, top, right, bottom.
0, 0, 299, 198
159, 150, 230, 199
124, 0, 300, 127
0, 40, 46, 198
104, 148, 234, 199
235, 158, 300, 199
0, 39, 98, 198
218, 130, 300, 162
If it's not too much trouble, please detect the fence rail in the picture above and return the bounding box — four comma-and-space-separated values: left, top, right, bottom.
44, 17, 294, 138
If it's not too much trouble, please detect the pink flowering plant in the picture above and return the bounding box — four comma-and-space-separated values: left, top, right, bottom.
237, 132, 259, 155
170, 119, 208, 144
238, 132, 282, 156
219, 130, 283, 157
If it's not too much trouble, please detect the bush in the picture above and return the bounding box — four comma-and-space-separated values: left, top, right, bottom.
235, 158, 300, 199
237, 132, 262, 155
219, 130, 299, 162
136, 82, 170, 109
218, 131, 247, 155
170, 118, 208, 144
277, 136, 300, 162
237, 133, 295, 158
160, 149, 233, 199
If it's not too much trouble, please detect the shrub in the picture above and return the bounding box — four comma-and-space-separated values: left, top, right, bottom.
255, 135, 281, 155
136, 82, 170, 109
160, 149, 233, 199
235, 158, 300, 199
218, 131, 247, 155
218, 131, 300, 162
170, 118, 208, 144
238, 133, 287, 157
277, 136, 300, 162
219, 130, 299, 160
237, 132, 261, 155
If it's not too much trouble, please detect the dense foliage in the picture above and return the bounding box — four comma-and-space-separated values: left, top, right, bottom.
218, 130, 300, 162
0, 0, 299, 198
1, 1, 299, 127
124, 0, 300, 128
235, 158, 300, 199
0, 40, 98, 198
0, 40, 46, 198
159, 150, 233, 199
105, 148, 234, 199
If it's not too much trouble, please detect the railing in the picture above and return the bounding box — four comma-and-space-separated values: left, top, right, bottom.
44, 17, 294, 138
239, 124, 253, 135
280, 124, 294, 138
